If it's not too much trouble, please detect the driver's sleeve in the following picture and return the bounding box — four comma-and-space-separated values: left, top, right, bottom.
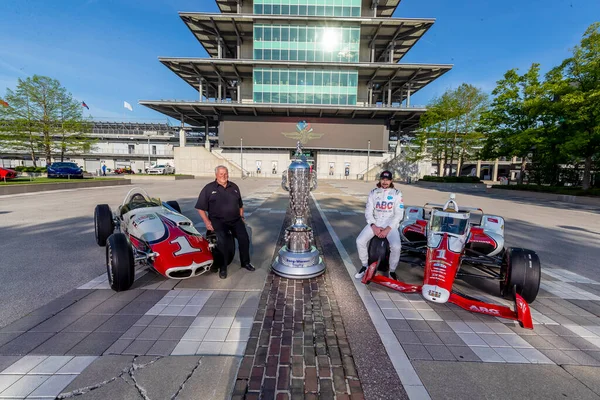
365, 190, 376, 226
195, 186, 209, 211
389, 190, 405, 229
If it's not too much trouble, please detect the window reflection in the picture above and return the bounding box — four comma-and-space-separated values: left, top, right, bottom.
254, 0, 361, 17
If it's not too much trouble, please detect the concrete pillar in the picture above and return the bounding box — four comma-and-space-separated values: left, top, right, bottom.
205, 120, 210, 151
406, 85, 411, 107
511, 156, 517, 163
237, 80, 241, 102
387, 83, 392, 107
199, 80, 203, 101
456, 158, 462, 177
370, 46, 375, 63
390, 41, 395, 63
493, 158, 499, 181
476, 160, 481, 178
217, 38, 222, 59
179, 128, 186, 148
218, 79, 222, 102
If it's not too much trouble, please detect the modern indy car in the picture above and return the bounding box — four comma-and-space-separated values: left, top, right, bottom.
362, 194, 541, 329
93, 188, 233, 291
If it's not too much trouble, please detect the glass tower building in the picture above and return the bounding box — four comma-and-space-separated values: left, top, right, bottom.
141, 0, 452, 176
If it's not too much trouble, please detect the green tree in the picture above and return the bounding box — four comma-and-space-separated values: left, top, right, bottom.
0, 75, 93, 165
480, 64, 545, 184
546, 22, 600, 190
408, 84, 487, 177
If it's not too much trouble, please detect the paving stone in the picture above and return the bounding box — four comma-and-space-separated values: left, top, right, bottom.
402, 344, 433, 361
28, 374, 77, 397
425, 345, 456, 361
538, 349, 578, 365
0, 375, 21, 392
104, 339, 134, 355
0, 332, 54, 355
67, 332, 122, 356
0, 333, 21, 348
29, 356, 73, 374
160, 327, 188, 341
94, 315, 137, 333
418, 332, 444, 345
172, 340, 200, 355
169, 316, 196, 328
1, 355, 47, 374
408, 320, 434, 332
447, 346, 481, 362
29, 312, 82, 333
133, 315, 155, 326
30, 332, 89, 355
0, 315, 50, 333
543, 334, 580, 350
0, 374, 49, 397
56, 356, 97, 374
62, 314, 112, 333
148, 315, 176, 327
88, 299, 130, 314
137, 326, 167, 341
0, 356, 21, 373
122, 339, 155, 355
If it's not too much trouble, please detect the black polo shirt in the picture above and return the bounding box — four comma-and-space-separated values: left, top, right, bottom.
195, 180, 243, 222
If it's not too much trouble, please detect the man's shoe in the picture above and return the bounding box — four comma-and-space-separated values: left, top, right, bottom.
219, 268, 228, 279
355, 266, 367, 279
243, 263, 256, 272
390, 271, 398, 281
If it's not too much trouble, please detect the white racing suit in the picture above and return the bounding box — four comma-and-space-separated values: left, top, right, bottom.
356, 187, 404, 272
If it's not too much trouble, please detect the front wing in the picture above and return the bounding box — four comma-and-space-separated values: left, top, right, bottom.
361, 261, 533, 329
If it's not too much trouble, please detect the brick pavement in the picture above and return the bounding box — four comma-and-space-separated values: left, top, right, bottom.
233, 273, 363, 400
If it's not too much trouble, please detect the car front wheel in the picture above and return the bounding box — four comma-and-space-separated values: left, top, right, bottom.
106, 233, 135, 292
94, 204, 114, 247
500, 248, 541, 303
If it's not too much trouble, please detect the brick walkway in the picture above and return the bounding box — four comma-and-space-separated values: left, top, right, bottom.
233, 272, 364, 400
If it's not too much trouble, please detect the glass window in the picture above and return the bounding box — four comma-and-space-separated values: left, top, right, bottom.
289, 49, 297, 61
264, 49, 272, 59
331, 94, 339, 104
332, 71, 339, 86
314, 93, 322, 104
272, 93, 280, 103
289, 71, 297, 85
317, 5, 325, 15
273, 4, 281, 14
351, 7, 360, 17
288, 93, 297, 104
308, 6, 316, 16
281, 25, 289, 41
255, 4, 263, 14
255, 70, 263, 84
272, 26, 280, 41
282, 5, 289, 14
254, 49, 262, 60
264, 4, 272, 14
263, 92, 271, 103
280, 93, 288, 103
322, 94, 330, 104
289, 26, 298, 42
290, 5, 298, 14
298, 27, 306, 42
297, 71, 305, 85
272, 49, 280, 60
323, 72, 330, 86
279, 70, 288, 84
255, 26, 263, 41
299, 5, 307, 15
263, 70, 271, 84
334, 6, 343, 17
340, 72, 348, 86
298, 50, 306, 61
264, 27, 272, 41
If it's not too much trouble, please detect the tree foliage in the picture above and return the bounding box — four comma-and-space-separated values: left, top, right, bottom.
408, 84, 487, 176
0, 75, 94, 166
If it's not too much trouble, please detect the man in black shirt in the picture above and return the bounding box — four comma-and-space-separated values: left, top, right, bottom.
196, 165, 255, 279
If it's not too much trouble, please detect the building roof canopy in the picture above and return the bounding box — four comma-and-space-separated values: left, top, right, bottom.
214, 0, 402, 17
180, 13, 433, 62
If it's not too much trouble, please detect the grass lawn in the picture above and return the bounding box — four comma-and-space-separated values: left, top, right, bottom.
491, 184, 600, 197
0, 177, 119, 185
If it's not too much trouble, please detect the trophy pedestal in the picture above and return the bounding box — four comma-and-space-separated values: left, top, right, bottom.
272, 245, 325, 279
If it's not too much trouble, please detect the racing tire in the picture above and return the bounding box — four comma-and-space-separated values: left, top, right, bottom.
500, 248, 541, 303
94, 204, 114, 247
166, 200, 182, 214
368, 237, 390, 272
106, 233, 135, 292
206, 230, 235, 270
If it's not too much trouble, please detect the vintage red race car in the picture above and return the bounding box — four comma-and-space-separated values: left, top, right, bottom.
362, 194, 541, 329
93, 188, 230, 291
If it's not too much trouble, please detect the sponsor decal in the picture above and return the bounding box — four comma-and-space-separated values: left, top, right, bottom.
428, 289, 442, 298
282, 120, 324, 144
469, 305, 500, 315
399, 204, 404, 209
410, 209, 418, 213
487, 217, 499, 223
387, 195, 393, 200
375, 201, 394, 210
170, 236, 202, 256
211, 191, 217, 194
134, 214, 156, 226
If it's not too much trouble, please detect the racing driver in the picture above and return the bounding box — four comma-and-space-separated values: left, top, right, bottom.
355, 170, 404, 280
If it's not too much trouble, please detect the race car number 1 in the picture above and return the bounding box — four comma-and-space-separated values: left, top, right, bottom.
170, 236, 202, 256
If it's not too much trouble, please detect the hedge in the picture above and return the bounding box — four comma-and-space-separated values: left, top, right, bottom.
491, 184, 600, 197
420, 175, 482, 183
12, 166, 47, 173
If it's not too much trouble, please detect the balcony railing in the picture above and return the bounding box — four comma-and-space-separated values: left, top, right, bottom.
157, 98, 426, 109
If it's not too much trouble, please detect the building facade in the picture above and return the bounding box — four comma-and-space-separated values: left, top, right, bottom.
140, 0, 452, 179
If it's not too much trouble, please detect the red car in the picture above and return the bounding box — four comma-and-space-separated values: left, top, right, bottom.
0, 167, 18, 181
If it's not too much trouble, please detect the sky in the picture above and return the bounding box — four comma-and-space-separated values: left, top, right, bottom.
0, 0, 598, 124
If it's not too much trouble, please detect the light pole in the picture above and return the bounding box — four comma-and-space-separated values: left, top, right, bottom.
366, 140, 371, 181
240, 137, 243, 178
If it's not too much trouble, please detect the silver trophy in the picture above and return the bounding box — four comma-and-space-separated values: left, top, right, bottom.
272, 142, 325, 279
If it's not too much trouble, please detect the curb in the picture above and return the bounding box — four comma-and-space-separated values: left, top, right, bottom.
486, 187, 600, 206
0, 179, 132, 195
129, 175, 195, 181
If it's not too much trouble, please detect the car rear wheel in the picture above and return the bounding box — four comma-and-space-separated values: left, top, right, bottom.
94, 204, 114, 247
368, 237, 390, 272
106, 233, 135, 292
206, 230, 235, 270
500, 248, 541, 303
166, 200, 182, 214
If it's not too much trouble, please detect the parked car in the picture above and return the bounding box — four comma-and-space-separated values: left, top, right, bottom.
114, 167, 135, 174
147, 164, 175, 175
47, 162, 84, 178
0, 167, 18, 180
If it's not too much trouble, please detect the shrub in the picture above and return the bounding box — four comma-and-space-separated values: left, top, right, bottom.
35, 167, 47, 173
13, 166, 25, 172
24, 166, 37, 172
420, 175, 481, 183
491, 184, 600, 197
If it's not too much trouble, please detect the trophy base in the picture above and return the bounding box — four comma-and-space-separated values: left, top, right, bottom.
271, 246, 325, 279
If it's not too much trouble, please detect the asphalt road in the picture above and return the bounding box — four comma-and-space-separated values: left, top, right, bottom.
0, 177, 275, 329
